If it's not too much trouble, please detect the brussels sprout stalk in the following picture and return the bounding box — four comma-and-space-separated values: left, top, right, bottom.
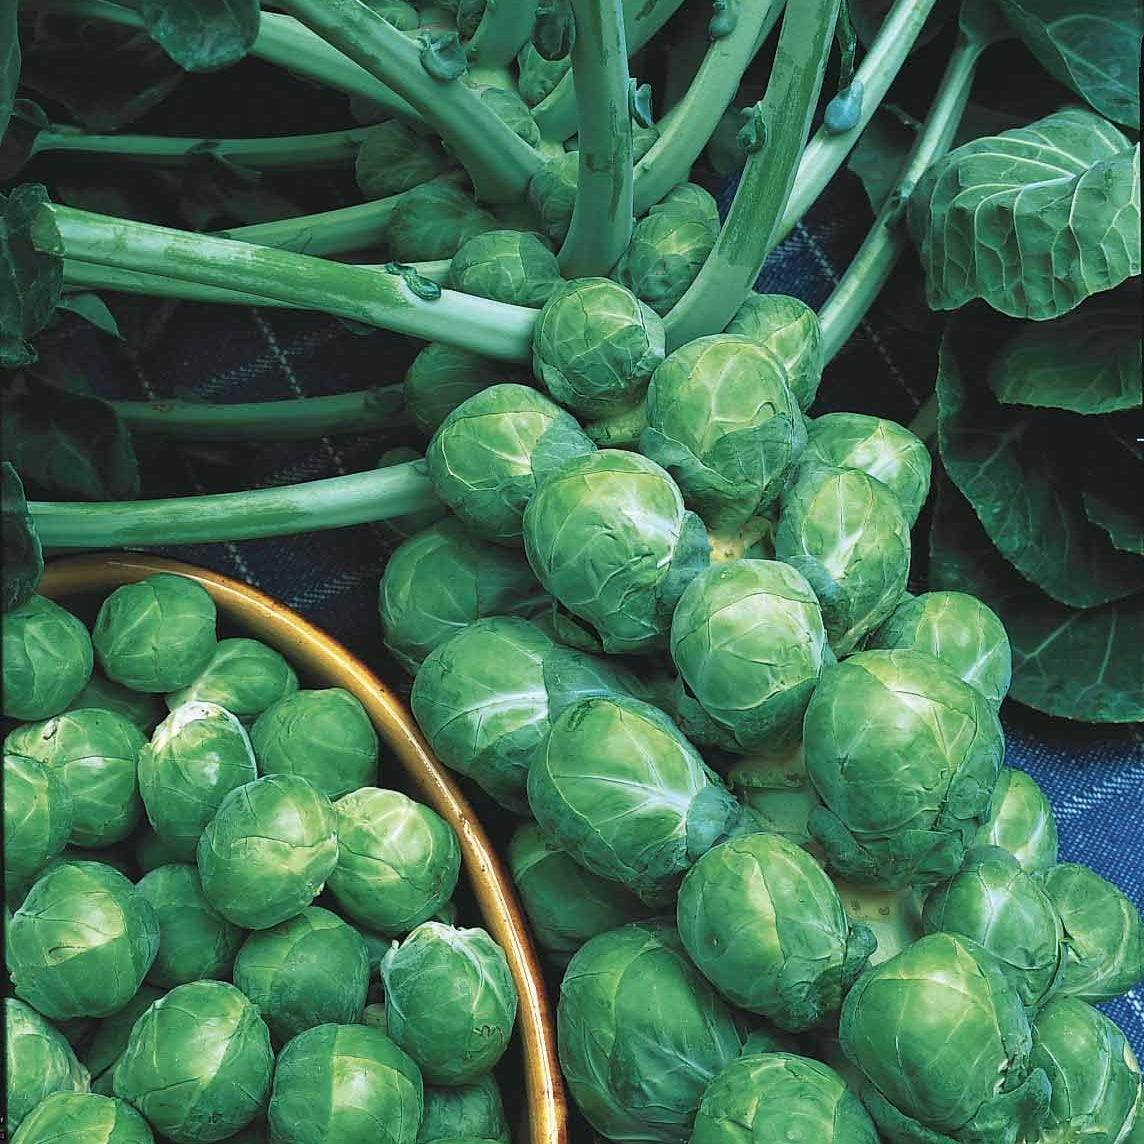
467, 0, 538, 68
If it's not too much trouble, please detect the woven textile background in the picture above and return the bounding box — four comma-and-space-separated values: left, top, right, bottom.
55, 151, 1143, 1055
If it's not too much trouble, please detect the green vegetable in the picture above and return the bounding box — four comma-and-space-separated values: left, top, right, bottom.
166, 638, 299, 722
197, 773, 339, 930
2, 462, 42, 612
516, 42, 570, 106
3, 751, 73, 894
356, 121, 451, 198
67, 673, 165, 734
385, 183, 498, 262
83, 985, 165, 1095
250, 688, 378, 800
380, 922, 518, 1085
418, 1075, 510, 1144
2, 595, 93, 720
723, 294, 824, 412
10, 1092, 154, 1144
526, 151, 579, 245
972, 766, 1058, 871
449, 230, 562, 307
5, 997, 90, 1135
403, 343, 509, 437
92, 574, 217, 693
232, 907, 369, 1044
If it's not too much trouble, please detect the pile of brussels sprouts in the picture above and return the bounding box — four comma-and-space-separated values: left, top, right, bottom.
3, 572, 519, 1144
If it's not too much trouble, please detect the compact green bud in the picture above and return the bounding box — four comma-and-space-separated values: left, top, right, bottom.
138, 702, 258, 860
83, 985, 165, 1095
232, 907, 369, 1044
419, 1074, 510, 1143
528, 693, 745, 906
250, 688, 378, 800
775, 463, 911, 655
641, 335, 805, 535
268, 1023, 423, 1144
8, 861, 159, 1019
1038, 863, 1144, 1003
5, 998, 90, 1135
6, 709, 145, 847
516, 42, 570, 106
198, 774, 338, 930
426, 384, 595, 545
2, 595, 93, 720
691, 1053, 880, 1144
166, 638, 299, 722
526, 151, 578, 245
113, 980, 273, 1143
557, 919, 743, 1142
68, 673, 165, 734
478, 86, 539, 146
327, 787, 460, 936
523, 450, 708, 653
355, 120, 451, 198
385, 183, 497, 262
670, 560, 827, 754
93, 574, 217, 693
381, 922, 518, 1085
532, 278, 665, 418
4, 752, 73, 894
869, 590, 1012, 709
804, 650, 1004, 888
678, 832, 876, 1030
973, 766, 1058, 871
403, 343, 509, 437
724, 293, 824, 411
448, 230, 561, 308
136, 863, 243, 988
10, 1092, 154, 1144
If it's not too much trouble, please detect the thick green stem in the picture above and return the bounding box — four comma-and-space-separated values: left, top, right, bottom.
112, 387, 406, 440
633, 0, 785, 215
663, 0, 841, 348
217, 197, 402, 256
558, 0, 634, 276
63, 260, 298, 308
274, 0, 542, 202
30, 462, 440, 547
38, 205, 536, 360
467, 0, 538, 68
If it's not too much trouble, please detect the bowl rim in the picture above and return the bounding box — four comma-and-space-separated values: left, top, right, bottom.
39, 552, 569, 1144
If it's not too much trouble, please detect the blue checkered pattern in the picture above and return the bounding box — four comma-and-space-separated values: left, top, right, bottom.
65, 164, 1143, 1056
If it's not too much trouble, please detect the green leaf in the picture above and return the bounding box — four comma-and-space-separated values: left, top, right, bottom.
1082, 491, 1144, 558
908, 107, 1141, 321
0, 100, 49, 182
930, 476, 1144, 724
0, 0, 18, 141
936, 309, 1144, 608
987, 301, 1142, 414
56, 293, 124, 340
0, 185, 63, 346
140, 0, 261, 72
847, 110, 915, 212
997, 0, 1142, 128
1, 376, 140, 502
1, 462, 43, 612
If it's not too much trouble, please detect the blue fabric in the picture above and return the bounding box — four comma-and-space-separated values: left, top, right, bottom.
63, 161, 1143, 1057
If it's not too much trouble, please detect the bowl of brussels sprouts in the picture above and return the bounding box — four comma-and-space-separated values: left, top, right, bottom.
5, 552, 566, 1144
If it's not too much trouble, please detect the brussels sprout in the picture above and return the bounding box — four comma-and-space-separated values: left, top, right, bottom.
774, 464, 911, 656
166, 638, 299, 722
138, 702, 258, 860
2, 595, 93, 720
68, 672, 165, 733
379, 518, 546, 674
614, 185, 719, 316
6, 709, 145, 847
419, 1075, 510, 1144
3, 752, 73, 894
426, 384, 595, 545
1038, 864, 1144, 1003
532, 279, 665, 418
724, 294, 824, 411
197, 774, 338, 930
691, 1053, 880, 1144
411, 617, 634, 809
114, 980, 273, 1143
1030, 996, 1143, 1143
8, 861, 159, 1019
526, 151, 578, 245
93, 574, 217, 693
973, 766, 1058, 871
922, 847, 1065, 1009
528, 693, 744, 906
516, 42, 570, 106
268, 1023, 423, 1144
5, 998, 90, 1134
10, 1092, 154, 1144
678, 832, 876, 1030
804, 650, 1004, 888
839, 933, 1052, 1144
84, 985, 165, 1093
639, 335, 805, 535
508, 822, 649, 963
448, 231, 561, 308
802, 413, 933, 525
403, 344, 510, 437
384, 183, 497, 262
327, 787, 460, 935
381, 922, 517, 1084
869, 590, 1012, 709
523, 450, 708, 653
250, 688, 378, 800
356, 121, 451, 198
136, 863, 243, 988
478, 85, 539, 146
557, 919, 743, 1142
232, 907, 369, 1044
669, 560, 827, 754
